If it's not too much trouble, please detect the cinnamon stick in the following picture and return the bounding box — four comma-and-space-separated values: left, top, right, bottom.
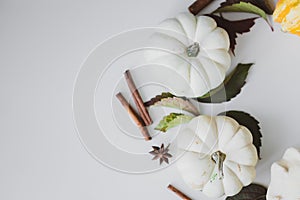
116, 92, 151, 141
188, 0, 213, 15
167, 184, 192, 200
124, 70, 152, 126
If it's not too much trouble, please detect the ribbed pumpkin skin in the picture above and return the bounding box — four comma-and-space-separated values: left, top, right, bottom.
273, 0, 300, 36
144, 13, 231, 98
176, 115, 258, 198
267, 148, 300, 200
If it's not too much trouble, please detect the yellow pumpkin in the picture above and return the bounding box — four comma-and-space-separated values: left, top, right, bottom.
273, 0, 300, 36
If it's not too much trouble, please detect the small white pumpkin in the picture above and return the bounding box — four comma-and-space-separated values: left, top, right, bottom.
145, 13, 231, 97
267, 147, 300, 200
176, 115, 258, 198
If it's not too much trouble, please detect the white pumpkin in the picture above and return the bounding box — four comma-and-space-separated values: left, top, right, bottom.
176, 115, 258, 198
267, 147, 300, 200
145, 13, 231, 97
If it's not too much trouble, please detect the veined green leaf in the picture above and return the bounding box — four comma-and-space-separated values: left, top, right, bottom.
155, 113, 193, 132
214, 2, 272, 30
196, 63, 253, 103
218, 0, 275, 15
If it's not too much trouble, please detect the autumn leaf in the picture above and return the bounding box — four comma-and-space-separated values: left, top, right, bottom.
218, 0, 275, 14
155, 113, 193, 132
196, 63, 253, 103
144, 92, 174, 107
226, 183, 267, 200
206, 15, 256, 54
218, 111, 262, 159
145, 93, 200, 116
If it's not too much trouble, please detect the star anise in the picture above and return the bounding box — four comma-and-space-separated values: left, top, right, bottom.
149, 144, 172, 165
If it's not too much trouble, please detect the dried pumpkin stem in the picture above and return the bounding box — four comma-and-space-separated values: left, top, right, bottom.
211, 151, 226, 180
186, 42, 200, 57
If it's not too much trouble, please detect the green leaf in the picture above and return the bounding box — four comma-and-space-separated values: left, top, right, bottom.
218, 111, 262, 159
214, 2, 272, 30
215, 2, 267, 19
218, 0, 275, 15
196, 63, 253, 103
226, 183, 267, 200
155, 113, 193, 132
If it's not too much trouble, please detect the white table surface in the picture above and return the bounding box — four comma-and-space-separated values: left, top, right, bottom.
1, 0, 300, 199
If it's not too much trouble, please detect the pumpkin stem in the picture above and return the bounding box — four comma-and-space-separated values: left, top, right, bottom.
186, 42, 200, 57
211, 151, 226, 180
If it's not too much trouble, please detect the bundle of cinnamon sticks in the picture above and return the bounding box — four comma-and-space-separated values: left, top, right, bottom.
116, 70, 152, 141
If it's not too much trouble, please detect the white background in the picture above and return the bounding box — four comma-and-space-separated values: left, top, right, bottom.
1, 0, 300, 199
